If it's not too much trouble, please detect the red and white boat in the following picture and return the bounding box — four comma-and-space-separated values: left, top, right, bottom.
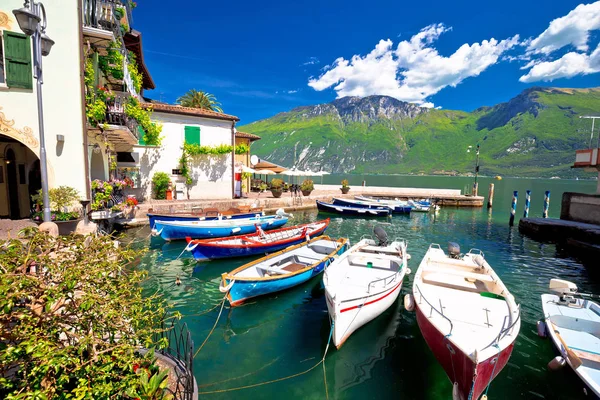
324, 227, 408, 348
411, 243, 520, 400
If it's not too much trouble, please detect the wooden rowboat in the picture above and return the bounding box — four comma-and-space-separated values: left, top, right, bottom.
185, 219, 330, 261
316, 200, 391, 217
220, 236, 349, 307
412, 243, 520, 400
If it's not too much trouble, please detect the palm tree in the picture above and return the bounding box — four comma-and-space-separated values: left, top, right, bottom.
177, 90, 223, 113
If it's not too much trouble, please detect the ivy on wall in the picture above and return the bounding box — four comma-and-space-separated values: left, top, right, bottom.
124, 97, 162, 145
178, 143, 251, 186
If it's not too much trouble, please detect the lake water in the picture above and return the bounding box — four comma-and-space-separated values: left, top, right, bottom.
126, 176, 599, 400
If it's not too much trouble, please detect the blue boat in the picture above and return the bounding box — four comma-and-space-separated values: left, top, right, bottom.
219, 236, 349, 307
152, 214, 288, 241
316, 200, 391, 217
332, 197, 411, 214
185, 219, 330, 261
147, 210, 263, 230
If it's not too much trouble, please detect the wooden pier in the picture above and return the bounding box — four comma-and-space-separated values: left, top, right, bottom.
519, 217, 600, 257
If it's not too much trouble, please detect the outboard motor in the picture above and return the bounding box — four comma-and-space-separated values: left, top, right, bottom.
373, 226, 389, 246
448, 242, 461, 259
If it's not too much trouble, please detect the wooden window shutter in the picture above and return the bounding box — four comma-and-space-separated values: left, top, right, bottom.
138, 126, 146, 145
4, 31, 32, 90
184, 126, 200, 145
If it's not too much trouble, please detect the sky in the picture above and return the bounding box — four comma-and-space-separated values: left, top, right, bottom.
133, 0, 600, 124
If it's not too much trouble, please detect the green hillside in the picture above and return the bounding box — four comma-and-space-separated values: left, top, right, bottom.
239, 87, 600, 178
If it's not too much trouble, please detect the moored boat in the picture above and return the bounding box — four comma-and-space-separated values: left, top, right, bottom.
408, 200, 431, 212
186, 219, 330, 261
316, 200, 391, 217
220, 236, 349, 307
539, 279, 600, 396
333, 197, 411, 214
152, 214, 288, 241
324, 227, 408, 348
147, 208, 263, 229
411, 243, 520, 400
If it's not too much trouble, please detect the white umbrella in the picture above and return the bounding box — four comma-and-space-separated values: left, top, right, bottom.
260, 169, 276, 175
242, 166, 256, 173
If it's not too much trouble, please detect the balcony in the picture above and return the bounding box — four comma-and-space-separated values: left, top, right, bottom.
89, 91, 139, 151
82, 0, 132, 44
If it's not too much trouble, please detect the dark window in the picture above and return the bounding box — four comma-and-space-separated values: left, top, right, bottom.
18, 164, 25, 184
172, 169, 182, 175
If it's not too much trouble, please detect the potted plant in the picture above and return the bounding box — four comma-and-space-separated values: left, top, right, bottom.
31, 186, 82, 235
270, 178, 284, 198
113, 6, 125, 21
301, 179, 314, 196
340, 179, 350, 194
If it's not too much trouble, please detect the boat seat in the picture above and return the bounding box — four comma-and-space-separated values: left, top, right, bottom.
423, 266, 494, 283
422, 271, 489, 293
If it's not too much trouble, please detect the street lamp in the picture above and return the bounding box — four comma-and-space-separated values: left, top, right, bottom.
13, 0, 55, 222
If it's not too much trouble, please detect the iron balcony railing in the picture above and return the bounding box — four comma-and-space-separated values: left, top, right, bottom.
106, 91, 138, 137
82, 0, 132, 34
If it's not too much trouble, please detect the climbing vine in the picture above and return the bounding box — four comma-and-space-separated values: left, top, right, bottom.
127, 51, 143, 94
125, 97, 163, 145
178, 143, 250, 186
98, 39, 124, 82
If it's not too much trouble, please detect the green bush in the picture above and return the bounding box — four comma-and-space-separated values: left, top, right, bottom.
341, 179, 349, 188
31, 186, 80, 212
270, 178, 284, 190
0, 230, 171, 399
301, 179, 314, 191
152, 172, 170, 199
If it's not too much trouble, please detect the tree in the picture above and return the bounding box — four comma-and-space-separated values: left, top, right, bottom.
176, 89, 223, 113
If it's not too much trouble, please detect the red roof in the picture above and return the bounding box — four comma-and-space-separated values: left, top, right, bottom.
235, 131, 261, 141
147, 103, 240, 121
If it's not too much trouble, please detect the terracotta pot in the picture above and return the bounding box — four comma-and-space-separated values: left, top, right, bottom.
33, 218, 82, 236
302, 190, 312, 197
340, 187, 350, 194
271, 189, 283, 198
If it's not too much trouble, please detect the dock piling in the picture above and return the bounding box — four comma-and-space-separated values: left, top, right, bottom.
523, 190, 531, 218
543, 191, 550, 218
509, 191, 518, 226
487, 184, 494, 208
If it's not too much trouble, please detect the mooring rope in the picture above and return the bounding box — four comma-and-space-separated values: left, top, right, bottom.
482, 344, 501, 400
196, 321, 335, 395
193, 293, 228, 359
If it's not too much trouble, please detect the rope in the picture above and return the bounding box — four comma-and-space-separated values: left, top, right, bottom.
175, 244, 191, 260
197, 321, 335, 395
193, 294, 227, 359
483, 344, 501, 398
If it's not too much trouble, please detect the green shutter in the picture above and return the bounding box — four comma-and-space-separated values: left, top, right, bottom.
184, 126, 200, 145
138, 126, 146, 145
4, 31, 32, 90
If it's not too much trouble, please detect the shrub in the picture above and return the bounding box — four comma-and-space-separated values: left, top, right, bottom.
270, 178, 284, 190
152, 172, 171, 199
301, 179, 314, 191
32, 186, 80, 212
341, 179, 349, 188
0, 230, 171, 399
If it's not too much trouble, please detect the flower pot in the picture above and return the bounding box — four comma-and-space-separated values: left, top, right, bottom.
302, 190, 312, 197
271, 189, 283, 198
340, 187, 350, 194
54, 219, 82, 236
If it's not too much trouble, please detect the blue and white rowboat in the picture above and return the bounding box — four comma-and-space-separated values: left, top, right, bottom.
333, 197, 411, 214
152, 214, 288, 241
147, 210, 263, 230
316, 200, 391, 217
220, 236, 349, 307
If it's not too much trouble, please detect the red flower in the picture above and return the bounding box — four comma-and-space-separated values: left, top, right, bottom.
133, 363, 140, 373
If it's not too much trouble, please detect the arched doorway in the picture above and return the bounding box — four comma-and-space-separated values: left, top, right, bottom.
90, 147, 106, 181
28, 159, 41, 209
6, 148, 20, 219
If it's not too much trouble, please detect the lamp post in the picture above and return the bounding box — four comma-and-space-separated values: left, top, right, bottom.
473, 143, 480, 196
13, 1, 55, 222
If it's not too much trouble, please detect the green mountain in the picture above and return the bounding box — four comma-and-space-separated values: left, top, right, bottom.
239, 87, 600, 178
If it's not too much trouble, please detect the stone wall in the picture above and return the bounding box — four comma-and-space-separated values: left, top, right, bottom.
561, 192, 600, 225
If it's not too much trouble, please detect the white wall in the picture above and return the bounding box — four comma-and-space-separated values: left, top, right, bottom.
0, 0, 87, 198
131, 112, 234, 200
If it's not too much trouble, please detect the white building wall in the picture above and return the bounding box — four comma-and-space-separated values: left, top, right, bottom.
0, 0, 87, 205
132, 112, 233, 200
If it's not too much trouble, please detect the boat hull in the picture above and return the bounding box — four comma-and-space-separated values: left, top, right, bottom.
154, 217, 287, 241
223, 242, 348, 307
327, 279, 404, 348
316, 200, 390, 217
415, 302, 515, 400
148, 211, 260, 229
332, 198, 411, 214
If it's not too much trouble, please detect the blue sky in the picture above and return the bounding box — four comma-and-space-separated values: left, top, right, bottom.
134, 0, 600, 124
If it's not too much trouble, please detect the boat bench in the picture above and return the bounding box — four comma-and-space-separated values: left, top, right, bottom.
422, 270, 493, 293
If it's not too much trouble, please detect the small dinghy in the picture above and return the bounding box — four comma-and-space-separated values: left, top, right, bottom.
152, 212, 289, 241
316, 200, 391, 217
186, 219, 330, 261
220, 236, 349, 307
333, 197, 411, 214
540, 279, 600, 396
324, 226, 408, 348
411, 242, 520, 400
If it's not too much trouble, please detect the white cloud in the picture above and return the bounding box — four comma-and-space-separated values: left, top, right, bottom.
308, 23, 519, 107
519, 43, 600, 82
287, 90, 298, 94
301, 57, 320, 66
526, 2, 600, 54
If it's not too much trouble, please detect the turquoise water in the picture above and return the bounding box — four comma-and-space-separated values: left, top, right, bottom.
127, 176, 599, 399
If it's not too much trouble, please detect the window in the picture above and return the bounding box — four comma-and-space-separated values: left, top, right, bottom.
184, 126, 200, 145
1, 30, 32, 89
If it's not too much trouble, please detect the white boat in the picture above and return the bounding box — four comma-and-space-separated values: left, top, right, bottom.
324, 227, 408, 348
411, 243, 520, 400
354, 195, 408, 207
408, 200, 430, 212
540, 279, 600, 396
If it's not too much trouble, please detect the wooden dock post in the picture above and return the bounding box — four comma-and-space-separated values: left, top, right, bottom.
543, 191, 550, 218
523, 190, 531, 218
509, 191, 518, 226
487, 184, 494, 208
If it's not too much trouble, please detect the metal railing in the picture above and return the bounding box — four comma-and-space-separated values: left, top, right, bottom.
482, 304, 521, 351
105, 91, 138, 136
414, 283, 454, 336
153, 319, 196, 400
82, 0, 118, 31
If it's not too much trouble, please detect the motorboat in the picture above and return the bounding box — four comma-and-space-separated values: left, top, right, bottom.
316, 200, 391, 217
334, 197, 411, 214
220, 236, 349, 307
411, 242, 520, 400
324, 227, 408, 348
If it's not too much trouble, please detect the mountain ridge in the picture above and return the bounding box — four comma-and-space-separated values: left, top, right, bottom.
240, 87, 600, 177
